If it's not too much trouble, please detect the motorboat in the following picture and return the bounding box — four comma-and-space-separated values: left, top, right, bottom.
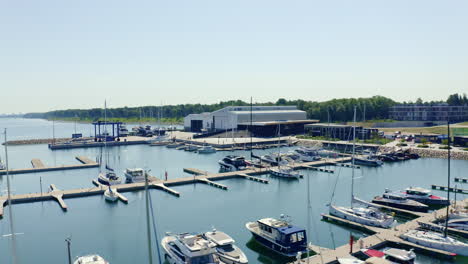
161, 232, 224, 264
166, 142, 183, 148
402, 187, 449, 206
269, 166, 302, 179
383, 248, 416, 264
203, 229, 248, 264
104, 186, 119, 202
259, 154, 288, 166
118, 124, 129, 137
293, 148, 321, 162
144, 125, 153, 137
0, 159, 5, 170
198, 145, 216, 154
184, 145, 199, 152
372, 191, 428, 212
338, 258, 364, 264
74, 255, 109, 264
218, 156, 247, 171
245, 216, 307, 257
329, 202, 395, 228
447, 218, 468, 231
354, 155, 383, 167
400, 230, 468, 256
124, 168, 145, 183
98, 171, 121, 186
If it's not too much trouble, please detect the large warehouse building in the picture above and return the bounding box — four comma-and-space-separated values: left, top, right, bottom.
184, 106, 314, 136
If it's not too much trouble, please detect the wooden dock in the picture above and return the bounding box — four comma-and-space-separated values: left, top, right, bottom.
0, 157, 351, 217
431, 185, 468, 194
301, 200, 468, 264
0, 156, 99, 176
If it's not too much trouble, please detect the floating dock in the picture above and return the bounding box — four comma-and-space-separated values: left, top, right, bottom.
301, 199, 468, 264
0, 156, 99, 176
0, 157, 351, 217
48, 136, 149, 150
431, 185, 468, 194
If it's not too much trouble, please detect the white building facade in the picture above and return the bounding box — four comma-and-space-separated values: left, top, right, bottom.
184, 106, 307, 132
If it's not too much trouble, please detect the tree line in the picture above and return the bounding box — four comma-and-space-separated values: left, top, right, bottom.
22, 94, 466, 123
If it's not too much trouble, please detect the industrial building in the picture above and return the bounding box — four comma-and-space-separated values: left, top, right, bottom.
184, 106, 311, 135
304, 123, 379, 140
389, 104, 468, 122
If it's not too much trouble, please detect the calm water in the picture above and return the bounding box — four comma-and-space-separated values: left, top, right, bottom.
0, 118, 467, 264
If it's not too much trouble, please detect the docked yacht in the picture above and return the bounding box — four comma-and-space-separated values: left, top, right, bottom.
245, 216, 307, 257
293, 148, 321, 162
259, 154, 288, 166
219, 156, 247, 171
124, 168, 145, 183
74, 255, 109, 264
118, 124, 129, 137
401, 230, 468, 256
354, 155, 383, 167
104, 186, 119, 202
198, 145, 216, 154
203, 229, 248, 264
98, 171, 121, 186
161, 232, 224, 264
184, 145, 199, 152
447, 218, 468, 231
329, 202, 395, 228
372, 191, 428, 212
383, 248, 416, 264
269, 166, 302, 179
166, 142, 183, 148
402, 187, 449, 206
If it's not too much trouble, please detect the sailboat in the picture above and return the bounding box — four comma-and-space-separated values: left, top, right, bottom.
97, 101, 121, 186
268, 124, 302, 179
328, 107, 395, 229
400, 120, 468, 256
0, 155, 5, 170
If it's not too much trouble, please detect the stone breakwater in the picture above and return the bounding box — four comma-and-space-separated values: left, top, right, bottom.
408, 148, 468, 160
296, 139, 324, 148
2, 137, 93, 146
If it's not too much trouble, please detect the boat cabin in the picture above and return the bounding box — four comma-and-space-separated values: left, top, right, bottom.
383, 193, 407, 201
222, 156, 246, 166
405, 187, 430, 196
257, 218, 307, 252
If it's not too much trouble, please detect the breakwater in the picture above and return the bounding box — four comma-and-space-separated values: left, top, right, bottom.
3, 137, 92, 146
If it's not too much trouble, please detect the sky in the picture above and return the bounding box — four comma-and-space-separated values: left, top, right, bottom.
0, 0, 467, 113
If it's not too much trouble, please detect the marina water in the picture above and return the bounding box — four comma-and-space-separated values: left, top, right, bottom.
0, 118, 467, 264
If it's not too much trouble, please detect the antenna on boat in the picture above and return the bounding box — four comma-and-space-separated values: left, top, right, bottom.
4, 128, 19, 264
444, 117, 451, 238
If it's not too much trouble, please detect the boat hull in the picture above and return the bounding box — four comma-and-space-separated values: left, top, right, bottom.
371, 199, 428, 213
329, 205, 394, 228
401, 231, 468, 256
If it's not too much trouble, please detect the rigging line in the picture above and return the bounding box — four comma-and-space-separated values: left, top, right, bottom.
307, 169, 324, 264
148, 190, 163, 264
328, 126, 353, 204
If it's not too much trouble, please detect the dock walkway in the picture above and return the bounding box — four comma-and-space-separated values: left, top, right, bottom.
0, 156, 99, 176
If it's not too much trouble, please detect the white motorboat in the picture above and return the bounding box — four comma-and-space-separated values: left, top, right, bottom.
204, 229, 248, 264
269, 166, 302, 179
259, 154, 288, 166
293, 148, 321, 162
74, 255, 109, 264
329, 203, 395, 228
104, 186, 119, 202
118, 124, 129, 137
98, 171, 121, 186
354, 155, 383, 167
447, 218, 468, 231
161, 232, 225, 264
383, 248, 416, 264
401, 230, 468, 256
337, 258, 364, 264
124, 168, 145, 183
198, 145, 216, 154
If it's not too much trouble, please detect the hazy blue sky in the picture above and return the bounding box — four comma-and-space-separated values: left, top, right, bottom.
1, 0, 467, 113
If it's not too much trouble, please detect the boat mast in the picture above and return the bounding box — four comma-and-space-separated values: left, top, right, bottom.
4, 128, 19, 264
444, 118, 451, 237
351, 107, 356, 208
144, 172, 154, 264
277, 123, 281, 169
250, 97, 253, 160
104, 100, 108, 170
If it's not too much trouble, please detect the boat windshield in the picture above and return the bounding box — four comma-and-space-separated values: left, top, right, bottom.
189, 254, 215, 264
218, 244, 235, 252
289, 231, 305, 243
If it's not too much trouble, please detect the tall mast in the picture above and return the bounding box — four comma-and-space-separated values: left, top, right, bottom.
104, 100, 108, 169
5, 128, 19, 264
250, 97, 253, 160
444, 118, 451, 237
351, 107, 356, 208
144, 172, 154, 264
277, 124, 281, 169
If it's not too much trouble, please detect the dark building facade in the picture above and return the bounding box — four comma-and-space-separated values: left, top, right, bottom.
238, 120, 319, 137
304, 123, 378, 140
389, 104, 468, 122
